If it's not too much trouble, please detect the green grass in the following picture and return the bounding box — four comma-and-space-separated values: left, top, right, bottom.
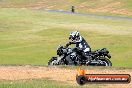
0, 79, 101, 88
0, 8, 132, 67
0, 79, 71, 88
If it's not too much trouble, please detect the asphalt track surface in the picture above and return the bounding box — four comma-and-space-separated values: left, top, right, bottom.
44, 9, 132, 21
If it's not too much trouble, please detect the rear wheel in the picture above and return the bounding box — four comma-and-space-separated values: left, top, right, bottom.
99, 57, 112, 66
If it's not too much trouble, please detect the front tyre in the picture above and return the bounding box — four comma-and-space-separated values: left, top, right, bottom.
48, 57, 58, 65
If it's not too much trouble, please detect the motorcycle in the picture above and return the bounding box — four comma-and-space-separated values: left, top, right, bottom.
48, 43, 112, 66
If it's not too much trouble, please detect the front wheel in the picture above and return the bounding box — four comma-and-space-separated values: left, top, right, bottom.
48, 57, 58, 65
99, 57, 112, 66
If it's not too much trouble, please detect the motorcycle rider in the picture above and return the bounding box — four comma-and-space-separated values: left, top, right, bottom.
66, 31, 92, 64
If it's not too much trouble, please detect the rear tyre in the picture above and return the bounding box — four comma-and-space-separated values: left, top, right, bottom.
99, 57, 112, 66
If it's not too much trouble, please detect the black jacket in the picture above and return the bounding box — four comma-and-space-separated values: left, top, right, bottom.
69, 36, 91, 52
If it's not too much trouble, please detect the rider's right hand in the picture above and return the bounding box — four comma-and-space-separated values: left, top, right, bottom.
65, 42, 71, 47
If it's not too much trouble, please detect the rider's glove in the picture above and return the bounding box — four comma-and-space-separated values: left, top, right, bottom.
66, 42, 71, 47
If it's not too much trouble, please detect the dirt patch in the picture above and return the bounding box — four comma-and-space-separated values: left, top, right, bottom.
83, 2, 132, 16
0, 66, 131, 88
0, 66, 76, 83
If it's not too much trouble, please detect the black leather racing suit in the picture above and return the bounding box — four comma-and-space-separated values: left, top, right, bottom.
67, 36, 91, 62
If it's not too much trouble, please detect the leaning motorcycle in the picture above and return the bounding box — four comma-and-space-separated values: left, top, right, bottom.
48, 43, 112, 66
